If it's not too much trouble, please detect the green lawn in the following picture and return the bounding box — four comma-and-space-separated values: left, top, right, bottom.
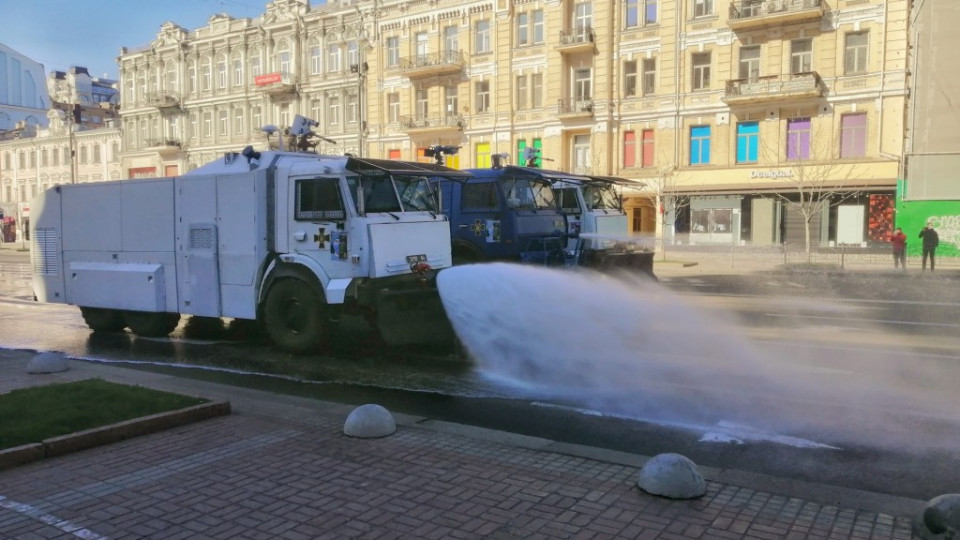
0, 379, 207, 450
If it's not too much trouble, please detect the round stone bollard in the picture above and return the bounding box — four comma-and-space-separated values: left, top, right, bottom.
26, 352, 70, 374
343, 404, 396, 438
637, 453, 706, 499
923, 494, 960, 536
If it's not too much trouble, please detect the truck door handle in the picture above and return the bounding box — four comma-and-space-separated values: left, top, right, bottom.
458, 224, 468, 229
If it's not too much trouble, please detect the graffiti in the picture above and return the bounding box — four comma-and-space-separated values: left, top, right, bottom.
926, 215, 960, 248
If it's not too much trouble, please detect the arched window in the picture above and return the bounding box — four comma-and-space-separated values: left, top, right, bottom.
309, 38, 322, 75
276, 41, 291, 73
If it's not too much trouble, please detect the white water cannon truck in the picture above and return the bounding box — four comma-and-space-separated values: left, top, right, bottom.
30, 118, 471, 353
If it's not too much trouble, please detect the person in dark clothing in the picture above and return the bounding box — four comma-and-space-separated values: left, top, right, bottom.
918, 221, 940, 271
890, 227, 907, 269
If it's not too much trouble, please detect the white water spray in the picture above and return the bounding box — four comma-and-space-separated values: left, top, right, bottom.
437, 263, 960, 450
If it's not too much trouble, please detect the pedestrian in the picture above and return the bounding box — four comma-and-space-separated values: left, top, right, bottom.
890, 227, 907, 269
918, 220, 940, 271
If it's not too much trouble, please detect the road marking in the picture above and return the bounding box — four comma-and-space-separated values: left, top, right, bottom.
763, 313, 960, 328
0, 495, 107, 539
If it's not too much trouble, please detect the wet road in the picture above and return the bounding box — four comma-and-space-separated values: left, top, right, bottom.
2, 249, 959, 501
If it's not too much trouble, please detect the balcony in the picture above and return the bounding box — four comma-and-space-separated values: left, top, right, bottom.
142, 138, 182, 156
557, 98, 594, 119
399, 50, 466, 79
252, 72, 298, 97
557, 26, 595, 53
398, 114, 466, 134
728, 0, 824, 31
144, 93, 181, 113
723, 72, 826, 105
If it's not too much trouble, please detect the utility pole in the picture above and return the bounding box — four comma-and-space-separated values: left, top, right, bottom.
66, 103, 77, 184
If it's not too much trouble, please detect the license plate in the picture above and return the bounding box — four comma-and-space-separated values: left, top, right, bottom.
406, 254, 428, 264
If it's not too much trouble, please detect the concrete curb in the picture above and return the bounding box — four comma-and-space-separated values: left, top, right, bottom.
0, 400, 231, 471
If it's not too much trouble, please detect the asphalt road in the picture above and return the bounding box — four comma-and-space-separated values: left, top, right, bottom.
1, 248, 959, 500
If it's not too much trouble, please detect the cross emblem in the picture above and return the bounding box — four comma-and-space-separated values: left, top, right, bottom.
313, 227, 331, 248
470, 219, 487, 237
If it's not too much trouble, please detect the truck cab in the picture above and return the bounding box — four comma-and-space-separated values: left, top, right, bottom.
436, 166, 568, 265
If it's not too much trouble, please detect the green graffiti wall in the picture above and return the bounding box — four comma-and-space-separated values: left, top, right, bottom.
896, 180, 960, 257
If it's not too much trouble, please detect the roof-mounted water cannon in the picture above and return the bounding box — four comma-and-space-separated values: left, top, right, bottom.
491, 153, 510, 169
424, 145, 460, 165
286, 115, 339, 153
522, 147, 553, 167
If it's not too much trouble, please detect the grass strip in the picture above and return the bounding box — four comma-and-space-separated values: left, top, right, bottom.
0, 378, 206, 450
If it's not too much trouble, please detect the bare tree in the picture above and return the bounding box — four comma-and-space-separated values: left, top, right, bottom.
644, 162, 692, 261
754, 121, 860, 257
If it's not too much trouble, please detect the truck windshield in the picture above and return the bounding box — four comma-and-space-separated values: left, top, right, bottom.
394, 175, 439, 213
501, 177, 556, 210
582, 183, 621, 210
345, 174, 439, 214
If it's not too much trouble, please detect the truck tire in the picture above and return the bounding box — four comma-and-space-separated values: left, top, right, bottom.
79, 307, 126, 332
263, 279, 326, 354
123, 311, 181, 338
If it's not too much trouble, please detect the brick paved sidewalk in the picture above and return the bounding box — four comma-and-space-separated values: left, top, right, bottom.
0, 351, 922, 539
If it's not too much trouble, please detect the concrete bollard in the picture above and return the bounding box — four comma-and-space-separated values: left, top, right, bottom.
637, 453, 706, 499
924, 494, 960, 536
26, 352, 70, 374
343, 404, 396, 438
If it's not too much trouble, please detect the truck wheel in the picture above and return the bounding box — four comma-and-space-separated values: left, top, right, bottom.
263, 279, 326, 354
123, 311, 181, 337
79, 307, 126, 332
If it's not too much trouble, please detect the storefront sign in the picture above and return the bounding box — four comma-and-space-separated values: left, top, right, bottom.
750, 169, 794, 179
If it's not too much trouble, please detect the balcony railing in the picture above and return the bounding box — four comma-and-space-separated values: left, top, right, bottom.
728, 0, 824, 29
398, 114, 466, 132
723, 72, 826, 104
143, 138, 181, 148
144, 93, 181, 111
557, 98, 594, 116
558, 26, 595, 51
398, 50, 466, 78
252, 72, 298, 95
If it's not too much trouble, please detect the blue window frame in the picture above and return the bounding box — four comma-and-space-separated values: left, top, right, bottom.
690, 125, 711, 165
736, 121, 759, 163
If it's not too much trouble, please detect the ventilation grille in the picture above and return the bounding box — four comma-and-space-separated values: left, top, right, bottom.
189, 225, 216, 250
32, 228, 60, 276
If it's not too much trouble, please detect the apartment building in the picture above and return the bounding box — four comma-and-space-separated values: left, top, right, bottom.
897, 0, 960, 258
118, 0, 909, 248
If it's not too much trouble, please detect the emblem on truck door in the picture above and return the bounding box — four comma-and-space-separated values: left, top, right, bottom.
314, 227, 330, 248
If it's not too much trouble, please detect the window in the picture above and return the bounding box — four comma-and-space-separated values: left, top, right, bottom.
327, 44, 341, 73
517, 75, 529, 109
739, 46, 760, 81
416, 88, 428, 117
201, 62, 211, 91
41, 149, 48, 167
475, 142, 491, 168
642, 58, 656, 95
444, 26, 458, 52
233, 59, 243, 86
311, 99, 322, 122
573, 134, 591, 174
329, 97, 340, 126
235, 108, 244, 134
646, 0, 658, 24
690, 125, 711, 165
218, 59, 227, 88
845, 32, 868, 74
415, 32, 428, 60
574, 2, 592, 31
840, 113, 867, 158
573, 68, 592, 100
786, 117, 810, 161
296, 179, 344, 221
517, 13, 529, 45
736, 121, 759, 164
626, 0, 639, 27
219, 110, 228, 136
251, 107, 261, 132
347, 93, 358, 123
533, 11, 545, 43
311, 45, 322, 74
347, 41, 359, 69
462, 182, 499, 211
387, 37, 400, 67
278, 46, 291, 73
203, 112, 212, 137
445, 85, 459, 116
623, 131, 636, 167
92, 144, 100, 164
693, 0, 714, 17
624, 61, 638, 97
387, 93, 400, 122
251, 56, 262, 77
476, 81, 490, 112
475, 21, 491, 53
642, 129, 655, 167
692, 53, 711, 90
532, 73, 543, 107
791, 39, 812, 74
79, 146, 88, 164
